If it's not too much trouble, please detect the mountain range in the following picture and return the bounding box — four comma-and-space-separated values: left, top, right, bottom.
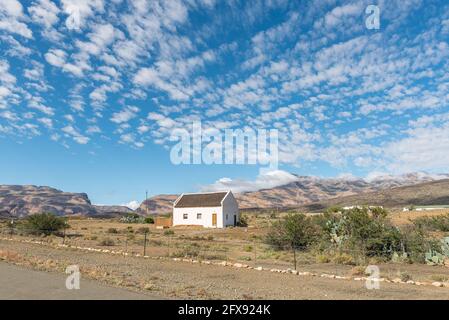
1, 172, 449, 217
138, 172, 449, 214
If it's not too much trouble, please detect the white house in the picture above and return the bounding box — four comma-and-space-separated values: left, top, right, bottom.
172, 191, 239, 228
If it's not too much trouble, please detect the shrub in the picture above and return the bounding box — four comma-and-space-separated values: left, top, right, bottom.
137, 227, 150, 234
332, 253, 355, 265
265, 213, 320, 251
325, 206, 343, 214
238, 215, 248, 227
144, 216, 154, 224
164, 230, 175, 236
324, 207, 403, 259
399, 272, 412, 282
21, 213, 67, 236
413, 214, 449, 232
172, 244, 199, 258
120, 213, 145, 223
107, 228, 118, 234
349, 265, 367, 276
430, 275, 449, 282
243, 245, 253, 252
316, 254, 331, 263
99, 238, 115, 246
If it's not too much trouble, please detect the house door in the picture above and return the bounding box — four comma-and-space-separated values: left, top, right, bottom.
233, 215, 237, 226
212, 213, 217, 227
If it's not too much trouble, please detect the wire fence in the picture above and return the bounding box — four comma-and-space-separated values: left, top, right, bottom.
0, 224, 431, 275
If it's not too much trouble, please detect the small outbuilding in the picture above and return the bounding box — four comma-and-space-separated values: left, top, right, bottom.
172, 191, 239, 228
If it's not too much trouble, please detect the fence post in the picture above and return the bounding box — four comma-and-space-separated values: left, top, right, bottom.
254, 240, 257, 266
125, 235, 128, 254
168, 235, 171, 257
292, 245, 297, 271
143, 231, 148, 256
62, 223, 67, 245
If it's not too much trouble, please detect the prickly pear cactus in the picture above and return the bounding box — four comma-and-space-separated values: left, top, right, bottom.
440, 237, 449, 257
425, 249, 445, 265
392, 251, 408, 263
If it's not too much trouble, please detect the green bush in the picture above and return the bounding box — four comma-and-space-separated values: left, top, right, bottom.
238, 214, 248, 227
144, 216, 154, 224
120, 213, 145, 223
264, 207, 441, 264
164, 230, 175, 236
21, 213, 67, 236
413, 214, 449, 232
265, 213, 320, 250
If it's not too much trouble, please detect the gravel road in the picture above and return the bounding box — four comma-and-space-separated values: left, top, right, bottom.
0, 261, 161, 300
2, 239, 449, 299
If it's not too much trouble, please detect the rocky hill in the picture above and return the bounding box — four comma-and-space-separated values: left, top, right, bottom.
137, 194, 178, 215
300, 179, 449, 212
138, 173, 449, 214
0, 185, 97, 218
93, 205, 134, 216
3, 172, 449, 217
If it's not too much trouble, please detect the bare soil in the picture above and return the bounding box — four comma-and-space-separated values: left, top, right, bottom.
2, 239, 449, 299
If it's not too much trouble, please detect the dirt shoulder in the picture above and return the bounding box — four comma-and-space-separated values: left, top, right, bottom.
2, 239, 449, 300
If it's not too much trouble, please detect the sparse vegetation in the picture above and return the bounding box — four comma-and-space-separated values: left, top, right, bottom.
238, 214, 248, 227
120, 213, 145, 223
107, 227, 118, 234
99, 238, 115, 246
144, 216, 154, 224
265, 213, 320, 251
20, 213, 68, 236
413, 214, 449, 232
265, 207, 441, 265
137, 227, 150, 234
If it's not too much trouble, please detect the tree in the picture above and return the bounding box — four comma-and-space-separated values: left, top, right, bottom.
22, 213, 68, 236
266, 214, 320, 269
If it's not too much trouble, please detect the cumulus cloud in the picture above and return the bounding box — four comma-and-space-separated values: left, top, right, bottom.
201, 170, 298, 193
123, 200, 140, 210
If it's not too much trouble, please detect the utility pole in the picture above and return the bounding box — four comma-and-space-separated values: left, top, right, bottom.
145, 190, 149, 216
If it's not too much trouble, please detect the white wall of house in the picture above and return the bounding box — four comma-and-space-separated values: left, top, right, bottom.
222, 192, 239, 227
172, 191, 239, 228
173, 206, 223, 228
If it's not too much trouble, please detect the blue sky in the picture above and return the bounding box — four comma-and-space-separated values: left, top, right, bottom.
0, 0, 449, 207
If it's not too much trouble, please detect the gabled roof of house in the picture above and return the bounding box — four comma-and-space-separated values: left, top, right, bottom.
174, 191, 229, 208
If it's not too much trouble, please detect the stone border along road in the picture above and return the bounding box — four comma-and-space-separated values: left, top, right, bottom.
1, 236, 447, 289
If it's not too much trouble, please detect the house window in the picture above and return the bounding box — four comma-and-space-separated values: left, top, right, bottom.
183, 213, 188, 219
226, 214, 228, 220
197, 213, 202, 219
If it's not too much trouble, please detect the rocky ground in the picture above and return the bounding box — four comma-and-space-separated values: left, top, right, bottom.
2, 239, 449, 299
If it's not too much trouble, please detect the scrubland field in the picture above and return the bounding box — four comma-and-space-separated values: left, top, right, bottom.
2, 209, 449, 299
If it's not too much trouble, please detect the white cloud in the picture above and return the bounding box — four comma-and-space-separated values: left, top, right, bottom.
28, 0, 60, 29
201, 170, 298, 193
384, 122, 449, 173
0, 0, 33, 38
123, 200, 140, 210
62, 125, 89, 144
111, 106, 139, 124
45, 49, 67, 67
